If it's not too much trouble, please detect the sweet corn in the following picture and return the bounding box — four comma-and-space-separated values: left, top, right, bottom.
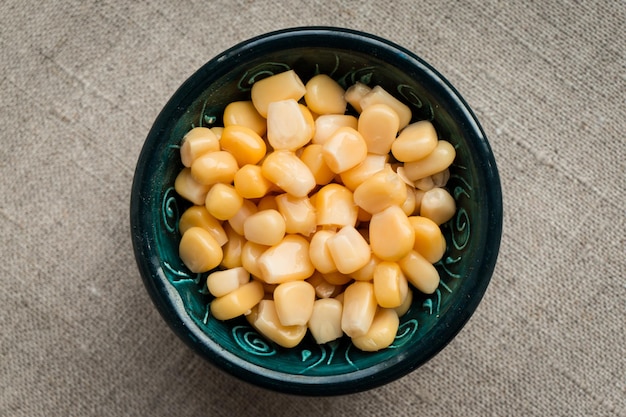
266, 99, 314, 151
190, 150, 239, 185
261, 150, 316, 197
304, 74, 347, 115
240, 240, 268, 279
341, 281, 377, 338
351, 308, 399, 352
206, 266, 250, 297
322, 127, 368, 173
258, 235, 315, 284
403, 140, 456, 181
178, 205, 228, 246
299, 144, 335, 185
205, 183, 244, 221
400, 184, 418, 216
307, 271, 341, 298
394, 287, 413, 317
210, 280, 264, 321
179, 227, 223, 273
219, 125, 267, 166
351, 255, 380, 281
210, 126, 224, 140
221, 223, 245, 269
409, 216, 447, 263
308, 229, 338, 274
246, 299, 307, 348
360, 85, 412, 129
233, 164, 272, 199
391, 120, 438, 162
339, 153, 388, 191
353, 165, 407, 214
322, 271, 353, 286
398, 250, 440, 294
180, 127, 220, 167
308, 298, 344, 344
315, 183, 358, 227
250, 69, 306, 117
243, 209, 286, 246
256, 194, 279, 211
312, 114, 358, 145
373, 261, 408, 308
174, 168, 211, 206
327, 225, 372, 275
227, 198, 257, 236
223, 100, 267, 137
344, 82, 371, 113
274, 281, 316, 326
369, 205, 415, 261
275, 193, 317, 236
358, 103, 400, 155
420, 187, 456, 225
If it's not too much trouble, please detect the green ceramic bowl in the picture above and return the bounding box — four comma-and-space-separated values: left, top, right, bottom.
130, 27, 502, 396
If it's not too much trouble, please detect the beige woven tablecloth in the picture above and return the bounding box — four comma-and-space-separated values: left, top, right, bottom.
1, 1, 624, 416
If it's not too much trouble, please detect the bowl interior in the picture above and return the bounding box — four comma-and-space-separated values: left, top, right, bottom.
131, 27, 502, 395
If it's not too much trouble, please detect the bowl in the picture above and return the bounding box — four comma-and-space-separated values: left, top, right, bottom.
130, 27, 503, 396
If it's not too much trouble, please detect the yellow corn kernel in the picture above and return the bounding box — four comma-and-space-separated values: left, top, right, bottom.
256, 194, 279, 212
246, 300, 307, 348
307, 271, 341, 298
174, 167, 210, 206
223, 100, 267, 137
251, 69, 307, 118
308, 298, 344, 344
299, 144, 335, 185
323, 271, 353, 286
373, 261, 408, 308
219, 125, 267, 166
353, 165, 407, 214
221, 223, 245, 269
344, 82, 371, 113
409, 216, 447, 263
339, 153, 389, 191
233, 164, 272, 199
351, 307, 399, 352
315, 183, 358, 227
261, 150, 316, 198
308, 229, 338, 274
243, 209, 286, 246
322, 127, 368, 173
179, 227, 223, 273
274, 281, 316, 326
398, 250, 440, 294
403, 140, 456, 181
205, 183, 244, 221
420, 187, 456, 225
258, 235, 315, 284
227, 198, 258, 236
312, 114, 358, 145
369, 205, 415, 261
400, 184, 418, 216
360, 85, 412, 129
275, 193, 317, 236
180, 127, 220, 167
190, 150, 239, 186
391, 120, 439, 162
304, 74, 347, 115
206, 266, 250, 297
210, 126, 224, 140
327, 225, 372, 275
210, 280, 264, 321
266, 99, 314, 151
357, 103, 400, 155
334, 291, 345, 304
240, 240, 268, 279
394, 287, 413, 317
341, 281, 377, 338
178, 205, 228, 246
351, 254, 380, 281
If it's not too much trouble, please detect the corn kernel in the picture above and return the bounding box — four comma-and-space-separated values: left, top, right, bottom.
233, 164, 272, 199
369, 205, 415, 261
178, 205, 228, 246
398, 250, 440, 294
261, 150, 316, 197
403, 140, 456, 181
274, 281, 316, 326
351, 255, 380, 281
308, 229, 338, 274
420, 187, 456, 225
256, 194, 279, 212
339, 153, 388, 191
299, 144, 336, 185
275, 193, 317, 236
251, 69, 306, 117
358, 103, 400, 155
373, 261, 408, 308
206, 266, 250, 297
344, 82, 371, 113
190, 150, 239, 185
240, 240, 268, 279
322, 127, 368, 173
243, 209, 286, 246
267, 99, 314, 151
219, 125, 267, 166
394, 287, 413, 317
174, 168, 211, 206
210, 280, 264, 320
246, 299, 307, 348
327, 225, 372, 274
304, 74, 347, 115
315, 183, 358, 227
227, 198, 258, 236
353, 165, 407, 214
391, 120, 438, 162
409, 216, 447, 263
307, 271, 341, 298
258, 235, 315, 284
322, 271, 353, 286
312, 114, 358, 145
308, 298, 343, 344
221, 223, 245, 269
360, 85, 412, 129
223, 100, 267, 137
341, 281, 377, 338
180, 127, 220, 167
351, 307, 399, 352
179, 227, 223, 273
205, 183, 244, 221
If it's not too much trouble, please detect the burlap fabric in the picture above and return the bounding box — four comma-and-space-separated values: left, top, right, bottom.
1, 1, 624, 416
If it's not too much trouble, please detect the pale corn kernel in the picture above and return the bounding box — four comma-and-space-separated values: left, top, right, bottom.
210, 280, 264, 321
391, 120, 438, 162
322, 271, 353, 286
180, 127, 220, 167
357, 103, 400, 155
341, 281, 377, 338
246, 299, 307, 348
274, 281, 316, 326
339, 153, 389, 191
344, 82, 372, 113
312, 114, 358, 145
334, 291, 345, 304
307, 271, 340, 298
205, 183, 244, 221
432, 169, 450, 188
398, 250, 440, 294
304, 74, 347, 115
315, 183, 358, 227
351, 307, 399, 352
219, 125, 267, 166
360, 85, 412, 129
243, 209, 286, 246
308, 229, 338, 274
221, 223, 245, 269
256, 194, 279, 211
351, 255, 380, 281
223, 100, 267, 137
258, 235, 315, 284
409, 216, 447, 263
415, 175, 436, 191
261, 150, 316, 198
353, 165, 407, 214
178, 205, 228, 246
241, 240, 268, 279
403, 140, 456, 181
233, 164, 272, 199
420, 187, 456, 225
266, 99, 314, 151
373, 261, 408, 308
400, 184, 418, 216
327, 225, 372, 274
210, 126, 224, 140
228, 198, 258, 236
179, 227, 223, 273
174, 168, 211, 206
206, 266, 250, 297
322, 127, 368, 173
250, 69, 306, 117
414, 189, 425, 214
394, 287, 413, 317
308, 298, 344, 344
369, 205, 415, 261
299, 144, 335, 185
275, 193, 317, 236
190, 150, 239, 185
